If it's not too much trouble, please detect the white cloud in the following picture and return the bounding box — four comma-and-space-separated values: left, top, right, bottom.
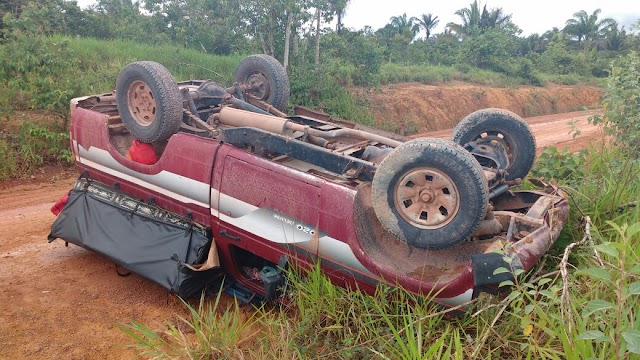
342, 0, 640, 36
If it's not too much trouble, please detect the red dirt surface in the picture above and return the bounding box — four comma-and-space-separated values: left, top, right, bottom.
0, 178, 191, 359
361, 83, 602, 134
413, 109, 604, 155
0, 109, 604, 359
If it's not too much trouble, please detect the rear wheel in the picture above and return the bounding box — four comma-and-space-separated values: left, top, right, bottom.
234, 54, 289, 111
451, 108, 536, 181
371, 138, 489, 249
116, 61, 183, 143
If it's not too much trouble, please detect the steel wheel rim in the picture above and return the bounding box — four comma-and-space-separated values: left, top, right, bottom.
393, 167, 460, 229
473, 130, 517, 168
127, 80, 157, 126
246, 71, 270, 100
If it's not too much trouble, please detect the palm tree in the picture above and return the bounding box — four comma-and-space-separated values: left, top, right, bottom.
564, 9, 616, 49
389, 13, 417, 36
603, 25, 627, 51
447, 0, 481, 36
447, 1, 511, 37
413, 13, 439, 39
480, 6, 511, 29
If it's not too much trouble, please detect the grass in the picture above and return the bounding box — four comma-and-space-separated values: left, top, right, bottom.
119, 142, 640, 359
0, 33, 633, 358
63, 36, 244, 91
376, 63, 517, 87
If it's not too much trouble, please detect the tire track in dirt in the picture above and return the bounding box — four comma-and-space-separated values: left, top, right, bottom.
0, 178, 188, 359
0, 109, 604, 359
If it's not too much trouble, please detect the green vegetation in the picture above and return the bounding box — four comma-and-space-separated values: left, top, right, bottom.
117, 50, 640, 359
0, 121, 72, 180
120, 169, 639, 358
3, 0, 638, 122
591, 52, 640, 155
1, 1, 638, 357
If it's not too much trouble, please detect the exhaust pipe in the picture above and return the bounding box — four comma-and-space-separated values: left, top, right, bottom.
217, 107, 403, 148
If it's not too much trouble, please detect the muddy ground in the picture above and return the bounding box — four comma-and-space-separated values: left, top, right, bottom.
0, 109, 603, 359
0, 174, 189, 359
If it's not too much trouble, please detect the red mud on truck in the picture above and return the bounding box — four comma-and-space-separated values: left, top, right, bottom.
48, 55, 569, 310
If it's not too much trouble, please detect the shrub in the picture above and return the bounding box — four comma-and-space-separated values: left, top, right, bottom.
17, 122, 72, 172
0, 11, 83, 121
590, 51, 640, 155
531, 147, 587, 182
0, 139, 17, 180
536, 37, 591, 76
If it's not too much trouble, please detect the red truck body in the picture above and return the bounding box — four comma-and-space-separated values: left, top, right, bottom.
55, 103, 569, 309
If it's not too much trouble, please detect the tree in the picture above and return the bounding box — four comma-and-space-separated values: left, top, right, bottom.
0, 0, 29, 32
603, 25, 628, 51
447, 0, 512, 37
310, 0, 340, 66
563, 9, 616, 50
413, 13, 439, 39
447, 0, 481, 36
479, 6, 511, 29
329, 0, 349, 33
389, 13, 417, 38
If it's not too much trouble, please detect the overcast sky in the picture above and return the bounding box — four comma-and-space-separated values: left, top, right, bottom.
75, 0, 639, 37
342, 0, 639, 36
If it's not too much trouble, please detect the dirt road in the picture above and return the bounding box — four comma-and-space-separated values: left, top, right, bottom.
412, 109, 603, 155
0, 110, 603, 359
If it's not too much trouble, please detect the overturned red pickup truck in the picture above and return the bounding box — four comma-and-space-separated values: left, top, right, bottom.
49, 55, 568, 309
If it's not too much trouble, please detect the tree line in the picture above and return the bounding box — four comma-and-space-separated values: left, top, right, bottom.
2, 0, 640, 85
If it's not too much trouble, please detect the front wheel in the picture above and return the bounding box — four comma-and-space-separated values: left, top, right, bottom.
371, 138, 489, 249
234, 54, 290, 111
451, 108, 536, 181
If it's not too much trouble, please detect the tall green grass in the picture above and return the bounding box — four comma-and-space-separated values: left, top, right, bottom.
62, 36, 243, 92
119, 141, 640, 359
377, 63, 522, 87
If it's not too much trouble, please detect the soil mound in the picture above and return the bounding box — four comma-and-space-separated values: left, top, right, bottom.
359, 83, 602, 134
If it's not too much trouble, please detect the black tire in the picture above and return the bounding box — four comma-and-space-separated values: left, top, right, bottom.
116, 61, 183, 143
234, 54, 289, 111
451, 108, 536, 181
371, 138, 489, 249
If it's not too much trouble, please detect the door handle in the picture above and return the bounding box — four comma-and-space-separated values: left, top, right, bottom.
219, 229, 240, 241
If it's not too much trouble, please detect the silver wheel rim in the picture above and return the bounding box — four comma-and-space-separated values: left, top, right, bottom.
393, 167, 460, 229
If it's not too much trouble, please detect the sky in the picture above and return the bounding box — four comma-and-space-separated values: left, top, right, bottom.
75, 0, 640, 37
341, 0, 639, 37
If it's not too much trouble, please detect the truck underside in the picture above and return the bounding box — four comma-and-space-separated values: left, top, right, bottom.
49, 56, 570, 309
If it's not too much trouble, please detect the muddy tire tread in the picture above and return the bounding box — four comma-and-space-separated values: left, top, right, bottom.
234, 54, 290, 111
451, 108, 536, 181
371, 138, 489, 249
116, 61, 183, 143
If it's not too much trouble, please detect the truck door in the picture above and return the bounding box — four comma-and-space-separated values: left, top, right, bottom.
209, 143, 321, 292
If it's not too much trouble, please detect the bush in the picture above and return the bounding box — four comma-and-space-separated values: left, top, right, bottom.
17, 122, 72, 172
536, 37, 591, 76
516, 58, 545, 86
0, 10, 83, 121
322, 30, 384, 86
457, 28, 519, 73
590, 51, 640, 155
288, 62, 375, 125
0, 139, 17, 181
531, 147, 587, 182
0, 122, 72, 179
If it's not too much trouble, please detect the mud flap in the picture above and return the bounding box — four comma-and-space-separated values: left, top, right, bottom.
471, 252, 522, 296
48, 178, 218, 298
